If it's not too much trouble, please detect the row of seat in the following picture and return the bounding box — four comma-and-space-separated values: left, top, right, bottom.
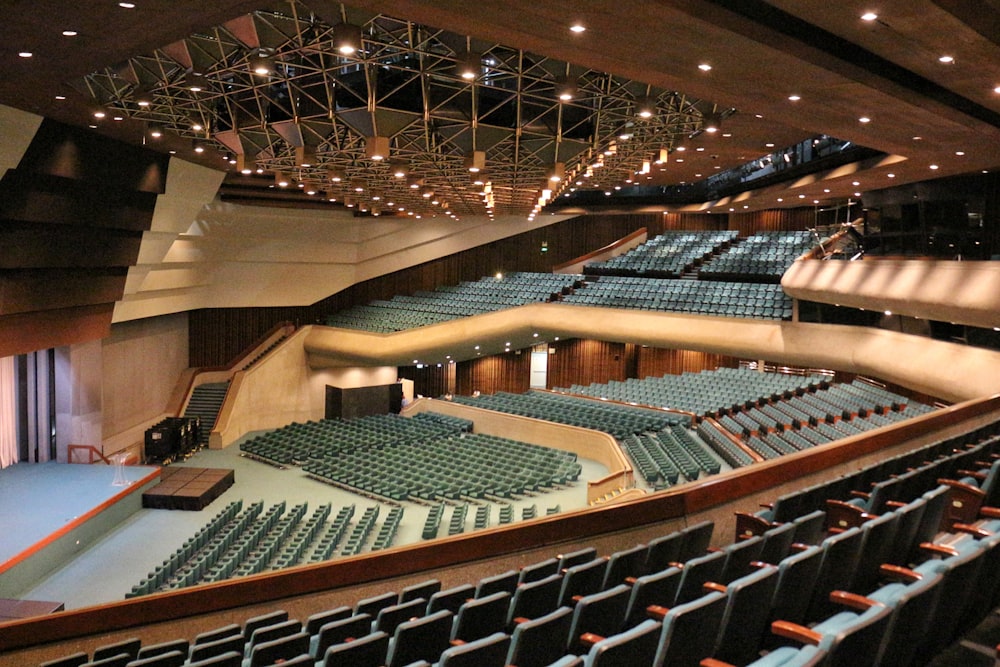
302, 432, 581, 501
42, 409, 1000, 667
128, 501, 404, 598
583, 230, 739, 277
559, 366, 830, 418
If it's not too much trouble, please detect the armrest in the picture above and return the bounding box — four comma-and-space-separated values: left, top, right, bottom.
884, 501, 906, 509
919, 541, 958, 558
703, 581, 728, 594
736, 512, 774, 542
789, 542, 811, 553
939, 478, 985, 496
849, 490, 871, 500
624, 576, 638, 586
647, 604, 669, 621
952, 523, 992, 538
701, 660, 737, 667
579, 632, 604, 649
829, 590, 881, 611
879, 564, 922, 583
771, 620, 822, 646
825, 499, 871, 531
449, 639, 466, 647
980, 506, 1000, 519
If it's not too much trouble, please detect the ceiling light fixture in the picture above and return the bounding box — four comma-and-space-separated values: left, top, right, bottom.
464, 150, 486, 173
249, 49, 275, 76
635, 96, 657, 119
554, 75, 578, 101
860, 12, 878, 21
332, 22, 363, 55
365, 135, 390, 161
456, 50, 481, 80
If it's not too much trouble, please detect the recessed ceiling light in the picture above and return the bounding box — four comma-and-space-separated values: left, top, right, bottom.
698, 63, 712, 72
54, 95, 65, 100
118, 2, 135, 8
929, 164, 939, 170
938, 55, 954, 64
956, 150, 965, 156
18, 51, 32, 58
861, 12, 878, 21
994, 86, 1000, 94
62, 30, 78, 36
765, 142, 775, 148
569, 23, 586, 33
887, 173, 895, 178
858, 116, 871, 123
788, 94, 801, 101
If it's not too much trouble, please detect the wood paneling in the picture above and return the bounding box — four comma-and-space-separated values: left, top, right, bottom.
636, 347, 740, 379
0, 120, 166, 356
188, 307, 305, 368
456, 352, 531, 395
726, 208, 818, 237
545, 339, 636, 390
397, 364, 453, 399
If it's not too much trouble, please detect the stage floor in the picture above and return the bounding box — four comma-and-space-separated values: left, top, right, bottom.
0, 461, 160, 565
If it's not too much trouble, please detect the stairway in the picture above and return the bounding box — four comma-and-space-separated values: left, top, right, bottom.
241, 333, 289, 371
183, 382, 230, 446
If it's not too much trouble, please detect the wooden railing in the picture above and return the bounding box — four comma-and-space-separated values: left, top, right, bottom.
4, 392, 999, 654
551, 227, 648, 274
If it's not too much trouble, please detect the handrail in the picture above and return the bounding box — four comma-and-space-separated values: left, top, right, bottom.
551, 227, 648, 274
67, 445, 113, 465
3, 392, 999, 653
167, 321, 295, 417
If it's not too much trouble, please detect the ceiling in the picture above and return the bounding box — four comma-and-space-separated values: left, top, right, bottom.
5, 0, 1000, 219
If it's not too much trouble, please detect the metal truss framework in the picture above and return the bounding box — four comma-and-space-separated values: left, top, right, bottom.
79, 3, 729, 218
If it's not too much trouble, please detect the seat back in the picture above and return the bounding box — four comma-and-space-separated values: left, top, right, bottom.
186, 651, 243, 667
400, 578, 442, 603
314, 613, 373, 657
868, 572, 943, 667
475, 570, 519, 598
124, 649, 186, 667
243, 610, 289, 641
374, 597, 427, 635
677, 520, 714, 561
820, 603, 895, 667
674, 550, 725, 605
769, 545, 823, 630
807, 527, 864, 620
93, 639, 140, 663
601, 543, 647, 588
558, 547, 599, 571
583, 619, 661, 667
644, 532, 683, 574
759, 521, 797, 565
720, 534, 764, 583
438, 631, 511, 667
188, 635, 245, 664
428, 584, 476, 614
885, 497, 926, 566
387, 609, 454, 667
713, 565, 779, 665
506, 606, 574, 667
135, 640, 189, 662
247, 619, 302, 655
790, 510, 826, 546
851, 512, 900, 592
452, 591, 511, 642
246, 631, 309, 667
321, 630, 389, 667
654, 590, 728, 667
507, 572, 563, 625
355, 591, 397, 617
567, 584, 631, 653
518, 557, 561, 584
559, 558, 609, 606
624, 566, 681, 627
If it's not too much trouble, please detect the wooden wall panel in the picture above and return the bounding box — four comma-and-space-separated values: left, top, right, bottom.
662, 213, 727, 232
726, 208, 817, 237
191, 214, 661, 366
635, 347, 740, 379
397, 363, 453, 399
0, 119, 167, 356
545, 339, 637, 390
456, 352, 531, 396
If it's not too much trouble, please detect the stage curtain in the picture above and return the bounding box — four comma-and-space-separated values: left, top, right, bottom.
0, 356, 17, 468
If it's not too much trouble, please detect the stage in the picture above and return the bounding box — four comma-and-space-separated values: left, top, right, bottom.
0, 461, 160, 600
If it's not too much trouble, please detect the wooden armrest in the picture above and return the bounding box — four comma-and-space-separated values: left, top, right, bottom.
571, 595, 583, 604
701, 659, 737, 667
884, 500, 906, 509
849, 490, 871, 500
647, 604, 669, 620
760, 502, 774, 510
707, 546, 723, 553
919, 541, 958, 558
789, 542, 811, 553
579, 632, 604, 648
512, 616, 529, 625
750, 560, 770, 570
449, 639, 466, 647
829, 590, 880, 611
980, 506, 1000, 519
624, 576, 638, 586
703, 581, 727, 594
939, 478, 985, 496
879, 564, 922, 583
736, 512, 773, 540
952, 523, 992, 538
771, 620, 822, 646
668, 561, 684, 570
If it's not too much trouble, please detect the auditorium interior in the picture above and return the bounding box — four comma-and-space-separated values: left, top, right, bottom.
5, 1, 1000, 666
